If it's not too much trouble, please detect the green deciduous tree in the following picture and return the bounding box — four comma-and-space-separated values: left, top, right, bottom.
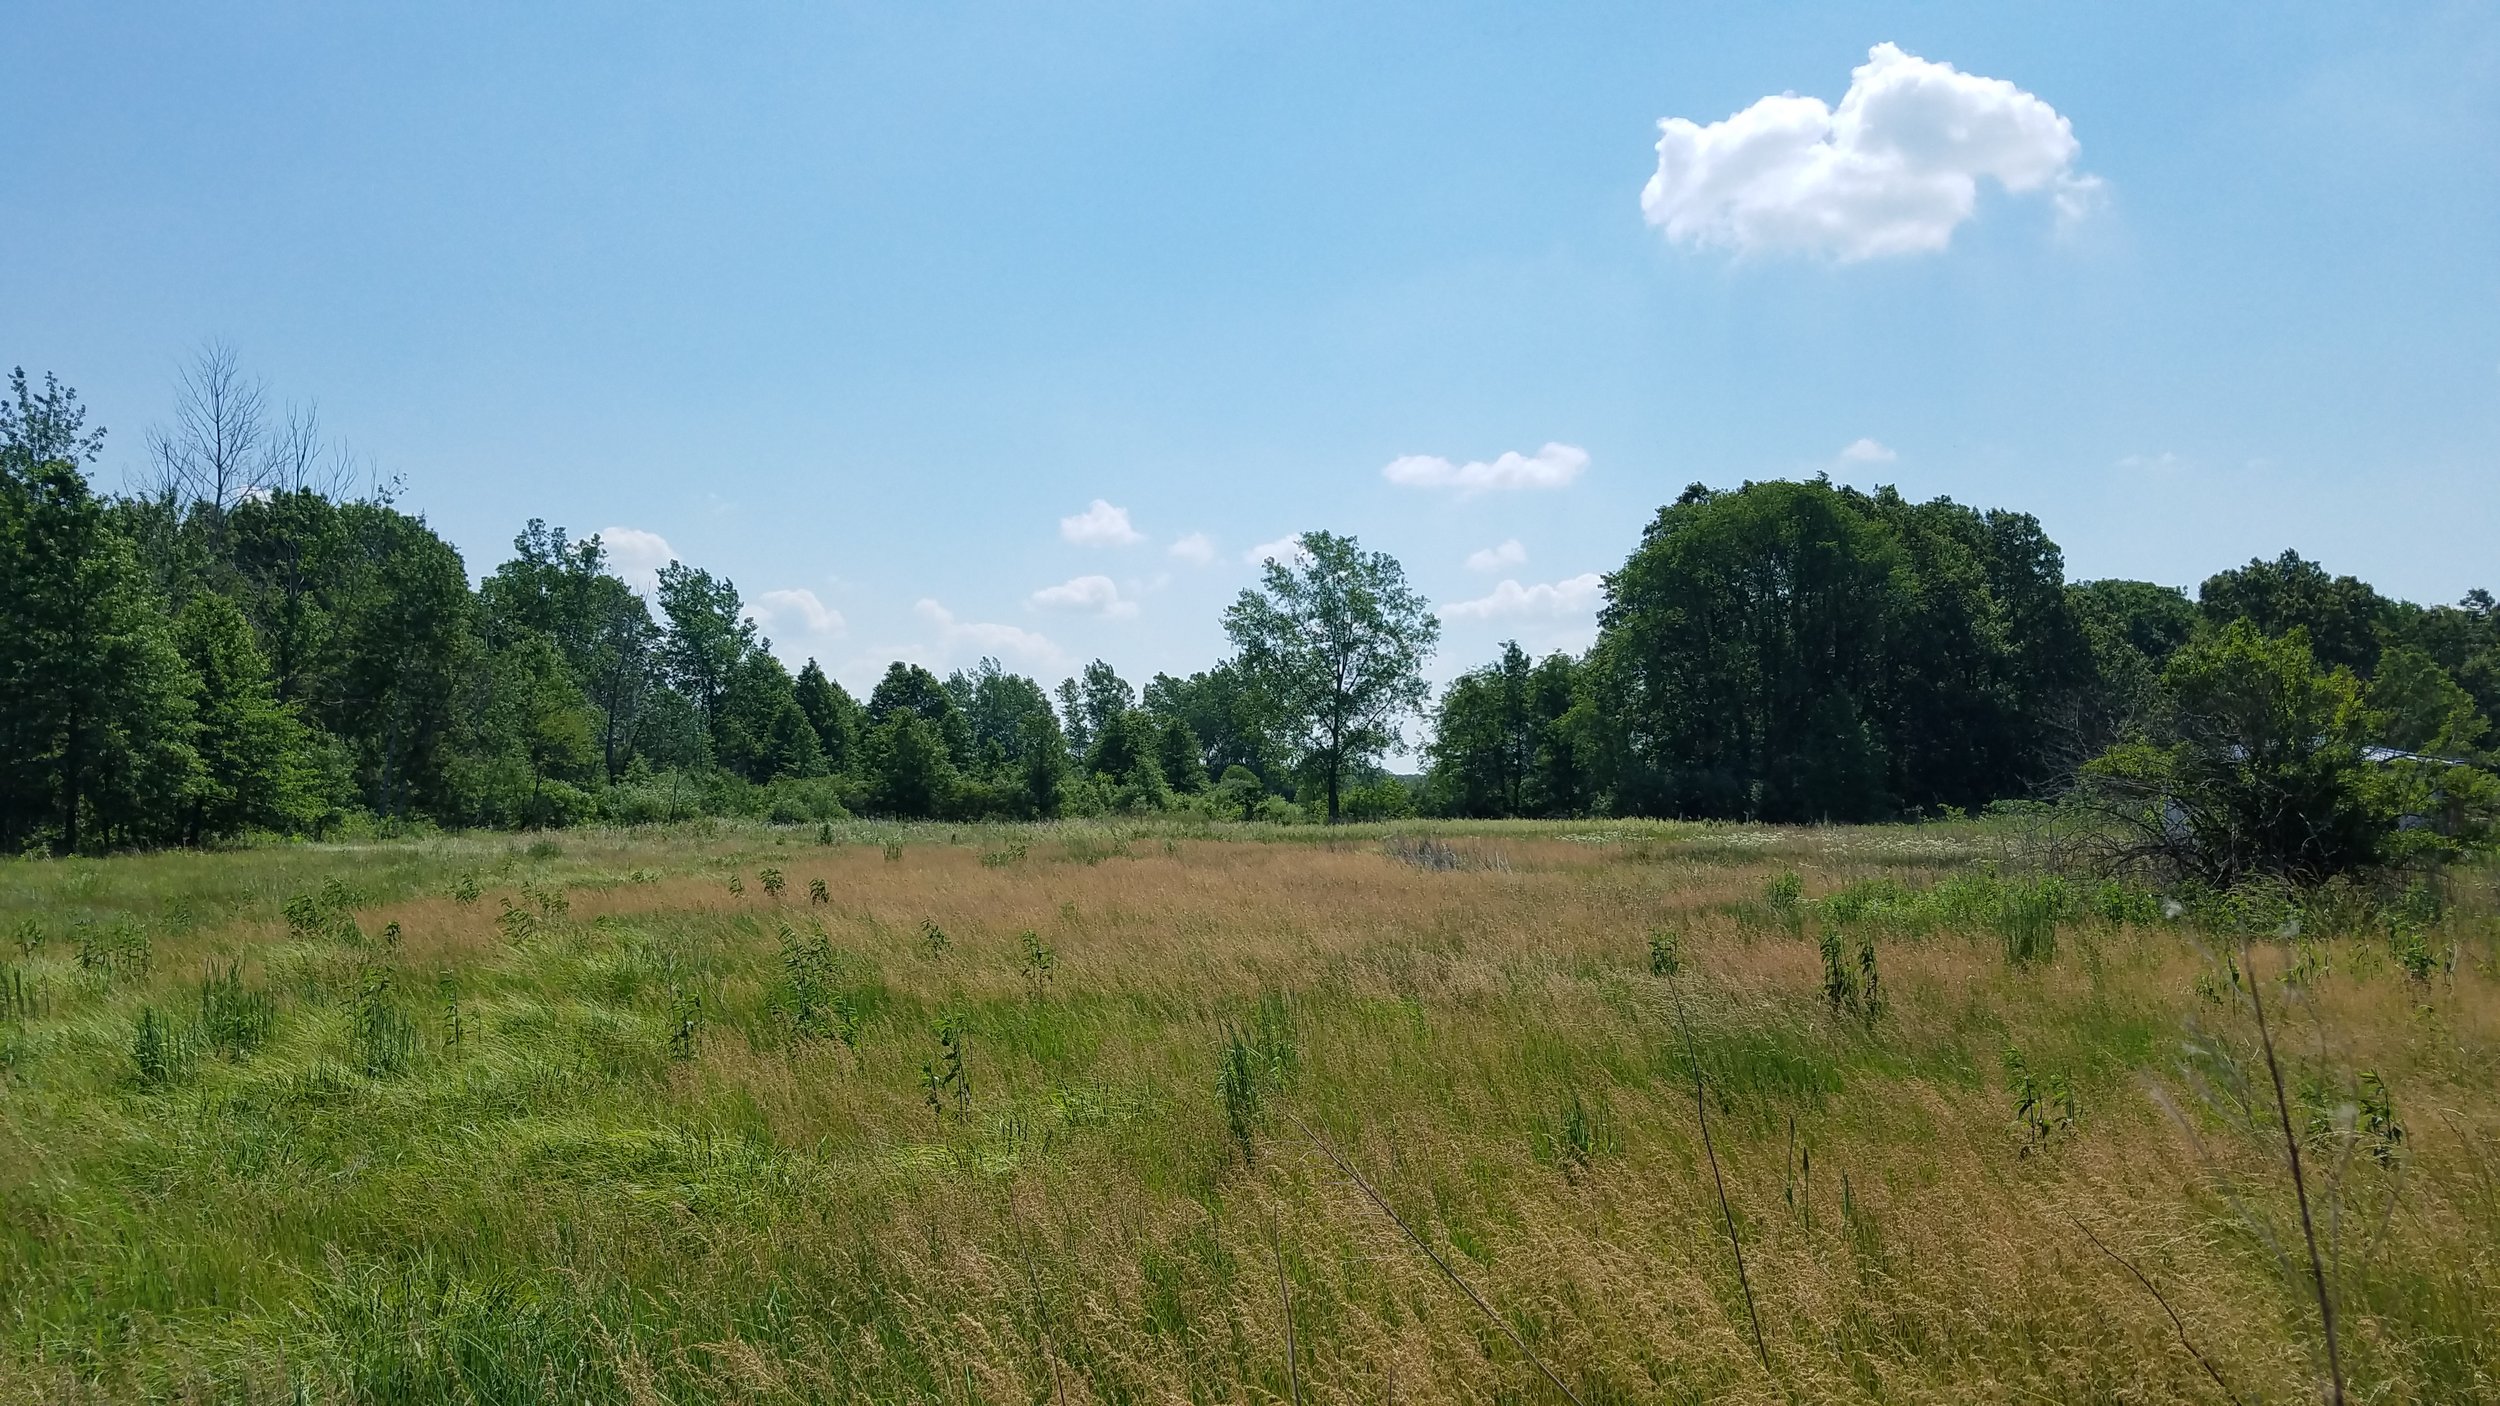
2200, 550, 2392, 677
1224, 531, 1437, 822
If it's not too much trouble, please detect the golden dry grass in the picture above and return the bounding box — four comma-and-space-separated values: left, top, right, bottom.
0, 820, 2493, 1403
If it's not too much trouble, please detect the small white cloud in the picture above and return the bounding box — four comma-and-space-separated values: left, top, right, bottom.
1060, 499, 1144, 547
1029, 574, 1139, 618
2116, 451, 2186, 472
1383, 442, 1588, 497
1242, 533, 1311, 567
1838, 438, 1897, 464
1642, 43, 2100, 262
1466, 539, 1528, 573
1168, 532, 1218, 566
913, 599, 1065, 671
597, 526, 676, 595
748, 587, 846, 642
1441, 573, 1606, 622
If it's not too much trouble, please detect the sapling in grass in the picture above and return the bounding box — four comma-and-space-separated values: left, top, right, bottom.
923, 1012, 971, 1118
668, 985, 702, 1062
1647, 928, 1681, 977
815, 821, 835, 845
774, 924, 849, 1045
918, 920, 950, 959
350, 971, 417, 1077
438, 975, 470, 1060
2003, 1048, 2077, 1157
1018, 929, 1056, 995
496, 899, 538, 944
759, 867, 785, 899
12, 919, 41, 956
808, 878, 829, 905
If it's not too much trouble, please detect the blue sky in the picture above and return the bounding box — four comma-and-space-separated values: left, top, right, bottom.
6, 3, 2496, 697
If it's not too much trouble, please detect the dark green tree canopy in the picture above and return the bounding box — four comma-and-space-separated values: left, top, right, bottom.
2200, 550, 2392, 676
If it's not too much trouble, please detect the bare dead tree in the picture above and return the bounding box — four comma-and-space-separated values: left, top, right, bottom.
147, 341, 269, 520
262, 399, 358, 498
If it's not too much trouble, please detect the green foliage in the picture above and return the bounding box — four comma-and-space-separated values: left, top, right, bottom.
350, 970, 418, 1076
1225, 531, 1438, 821
2081, 621, 2497, 884
2200, 549, 2392, 676
1646, 928, 1682, 977
1424, 642, 1589, 818
774, 923, 856, 1045
667, 984, 702, 1061
2003, 1048, 2077, 1156
1017, 929, 1055, 995
922, 1011, 971, 1117
131, 1005, 190, 1088
198, 961, 276, 1058
1820, 929, 1883, 1024
1580, 479, 2095, 823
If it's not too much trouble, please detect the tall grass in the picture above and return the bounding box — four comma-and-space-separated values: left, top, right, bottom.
0, 818, 2489, 1402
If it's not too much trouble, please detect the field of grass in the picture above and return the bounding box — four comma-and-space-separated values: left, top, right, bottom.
1, 818, 2494, 1404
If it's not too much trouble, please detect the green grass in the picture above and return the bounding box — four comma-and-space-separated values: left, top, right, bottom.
0, 819, 2493, 1402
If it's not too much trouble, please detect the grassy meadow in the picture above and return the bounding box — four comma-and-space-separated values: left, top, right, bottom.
0, 819, 2494, 1404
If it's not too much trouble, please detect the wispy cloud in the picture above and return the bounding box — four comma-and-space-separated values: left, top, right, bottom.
1838, 437, 1897, 464
1440, 573, 1605, 621
911, 599, 1065, 671
748, 587, 846, 642
1168, 532, 1218, 566
1383, 443, 1587, 497
1029, 573, 1139, 618
597, 526, 675, 595
1242, 533, 1310, 567
1466, 539, 1528, 572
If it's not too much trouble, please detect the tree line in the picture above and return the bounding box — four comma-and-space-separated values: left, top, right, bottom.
5, 356, 2495, 861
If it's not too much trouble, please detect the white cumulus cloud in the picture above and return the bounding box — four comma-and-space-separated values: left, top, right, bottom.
597, 526, 676, 595
1242, 533, 1311, 568
1168, 532, 1218, 566
748, 588, 846, 642
1839, 437, 1898, 464
1383, 442, 1588, 497
1060, 499, 1144, 547
1029, 574, 1139, 618
912, 599, 1065, 671
1466, 539, 1528, 572
1641, 42, 2100, 261
1441, 573, 1606, 622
